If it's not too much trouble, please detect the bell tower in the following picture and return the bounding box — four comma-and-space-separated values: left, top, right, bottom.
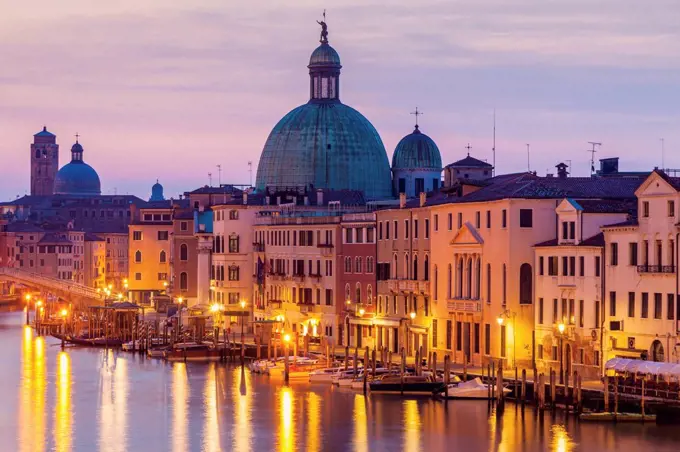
30, 127, 59, 196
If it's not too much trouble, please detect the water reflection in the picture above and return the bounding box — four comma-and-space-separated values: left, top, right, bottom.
55, 352, 72, 452
551, 424, 574, 452
306, 392, 321, 452
98, 350, 128, 452
403, 400, 421, 452
278, 387, 294, 452
232, 367, 252, 452
19, 326, 46, 452
172, 363, 189, 452
353, 394, 368, 452
203, 363, 220, 452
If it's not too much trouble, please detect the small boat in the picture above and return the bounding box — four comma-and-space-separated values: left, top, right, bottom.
163, 343, 221, 362
579, 412, 657, 423
147, 346, 170, 358
268, 357, 319, 379
309, 367, 345, 383
369, 374, 445, 395
348, 369, 402, 390
438, 377, 510, 400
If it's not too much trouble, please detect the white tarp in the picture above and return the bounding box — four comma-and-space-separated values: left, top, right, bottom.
605, 358, 680, 377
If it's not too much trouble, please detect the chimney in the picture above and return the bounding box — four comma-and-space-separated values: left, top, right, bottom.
316, 189, 324, 206
242, 192, 248, 205
599, 157, 619, 175
419, 192, 426, 207
555, 163, 569, 179
399, 193, 406, 209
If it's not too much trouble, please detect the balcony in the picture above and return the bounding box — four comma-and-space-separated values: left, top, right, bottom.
317, 243, 334, 256
447, 298, 482, 313
252, 243, 265, 252
637, 265, 675, 274
292, 274, 305, 283
309, 273, 322, 283
299, 303, 317, 314
385, 279, 430, 294
268, 299, 283, 309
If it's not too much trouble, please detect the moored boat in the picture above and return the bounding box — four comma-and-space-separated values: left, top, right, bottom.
369, 374, 445, 395
163, 343, 221, 362
309, 367, 346, 383
437, 377, 510, 400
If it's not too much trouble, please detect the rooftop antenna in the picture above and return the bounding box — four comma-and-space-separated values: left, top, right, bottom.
566, 160, 572, 177
526, 143, 531, 172
248, 161, 253, 187
661, 138, 665, 170
208, 172, 212, 186
410, 107, 422, 130
217, 165, 222, 186
492, 109, 496, 177
587, 141, 602, 175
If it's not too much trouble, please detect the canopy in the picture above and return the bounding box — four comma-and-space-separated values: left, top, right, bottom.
605, 358, 680, 377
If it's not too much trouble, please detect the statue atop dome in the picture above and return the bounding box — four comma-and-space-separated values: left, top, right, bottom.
317, 11, 328, 43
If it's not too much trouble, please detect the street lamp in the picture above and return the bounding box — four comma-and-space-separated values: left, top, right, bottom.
497, 309, 517, 368
359, 308, 365, 317
24, 294, 31, 325
177, 297, 184, 343
240, 300, 246, 341
558, 322, 566, 384
409, 311, 416, 356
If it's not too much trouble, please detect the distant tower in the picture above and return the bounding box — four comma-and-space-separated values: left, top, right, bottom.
150, 180, 165, 202
30, 127, 59, 196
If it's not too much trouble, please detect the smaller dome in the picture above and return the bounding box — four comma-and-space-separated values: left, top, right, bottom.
392, 126, 443, 170
150, 180, 165, 202
71, 142, 83, 153
309, 43, 341, 67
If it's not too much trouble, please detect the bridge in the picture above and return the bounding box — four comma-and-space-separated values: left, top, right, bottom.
0, 268, 106, 306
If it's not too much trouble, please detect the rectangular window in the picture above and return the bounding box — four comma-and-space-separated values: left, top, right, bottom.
610, 243, 618, 266
502, 209, 507, 228
579, 300, 584, 327
519, 209, 533, 227
552, 298, 558, 323
157, 231, 168, 241
595, 300, 600, 328
386, 221, 390, 240
595, 256, 601, 277
326, 289, 332, 306
609, 291, 616, 317
500, 325, 506, 358
133, 231, 142, 241
475, 211, 480, 228
434, 214, 439, 232
538, 298, 544, 324
424, 219, 430, 239
579, 256, 584, 276
641, 293, 649, 318
484, 324, 490, 355
474, 323, 480, 354
539, 256, 544, 275
447, 213, 453, 231
457, 212, 463, 229
569, 299, 575, 324
548, 256, 558, 276
562, 256, 568, 276
562, 222, 568, 240
561, 298, 567, 322
552, 346, 558, 361
569, 221, 576, 240
629, 243, 638, 266
135, 272, 141, 281
628, 292, 635, 318
643, 201, 649, 217
486, 211, 491, 228
394, 221, 398, 239
668, 294, 675, 320
446, 320, 452, 350
379, 222, 383, 240
669, 200, 675, 217
455, 321, 462, 351
569, 256, 576, 276
654, 293, 662, 319
538, 344, 544, 360
404, 220, 409, 239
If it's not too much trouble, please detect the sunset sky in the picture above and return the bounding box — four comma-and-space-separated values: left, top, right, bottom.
2, 0, 678, 200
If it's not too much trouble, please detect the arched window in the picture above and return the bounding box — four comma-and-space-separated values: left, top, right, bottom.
466, 258, 473, 298
180, 272, 188, 291
424, 255, 429, 281
366, 257, 374, 273
413, 255, 418, 281
519, 263, 532, 304
228, 234, 240, 253
355, 257, 362, 273
475, 258, 481, 300
345, 283, 351, 302
367, 285, 373, 305
377, 295, 382, 313
229, 210, 239, 220
345, 257, 352, 273
404, 253, 409, 279
393, 254, 398, 279
356, 283, 362, 304
457, 258, 464, 297
434, 265, 438, 301
159, 250, 166, 263
486, 263, 491, 303
447, 264, 452, 299
134, 250, 142, 263
502, 264, 507, 305
179, 243, 188, 261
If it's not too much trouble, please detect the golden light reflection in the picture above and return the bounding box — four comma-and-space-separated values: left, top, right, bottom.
306, 392, 321, 452
19, 326, 46, 452
55, 352, 72, 452
550, 424, 574, 452
278, 387, 294, 452
203, 363, 220, 452
352, 394, 368, 452
403, 400, 421, 452
232, 368, 252, 452
99, 350, 128, 452
172, 363, 190, 452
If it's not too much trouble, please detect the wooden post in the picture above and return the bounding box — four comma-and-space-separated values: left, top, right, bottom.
604, 375, 609, 412
576, 374, 582, 415
444, 355, 450, 399
363, 347, 369, 393
353, 347, 358, 378
432, 352, 438, 380
256, 335, 261, 360
345, 346, 350, 371
550, 370, 556, 410
415, 349, 420, 376
514, 367, 519, 401
371, 348, 377, 378
400, 347, 406, 394
533, 367, 538, 402
497, 365, 504, 407
641, 378, 646, 418
614, 375, 619, 417
463, 356, 468, 381
388, 351, 392, 369
284, 343, 290, 384
491, 362, 495, 399
273, 337, 278, 361
538, 374, 545, 410
521, 369, 527, 404
564, 370, 570, 412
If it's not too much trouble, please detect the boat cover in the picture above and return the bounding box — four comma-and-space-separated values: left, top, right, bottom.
605, 358, 680, 376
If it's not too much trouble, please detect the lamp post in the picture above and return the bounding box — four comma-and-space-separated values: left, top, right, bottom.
240, 300, 246, 342
24, 294, 31, 325
558, 322, 566, 384
177, 297, 184, 343
60, 308, 68, 349
409, 311, 416, 356
35, 300, 43, 331
497, 309, 517, 368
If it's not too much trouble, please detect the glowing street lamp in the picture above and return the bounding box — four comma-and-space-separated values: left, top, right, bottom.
558, 322, 566, 384
283, 333, 291, 343
409, 311, 416, 320
496, 316, 504, 325
358, 308, 365, 317
239, 300, 247, 341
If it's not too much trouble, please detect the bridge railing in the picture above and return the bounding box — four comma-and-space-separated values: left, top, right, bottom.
0, 268, 105, 301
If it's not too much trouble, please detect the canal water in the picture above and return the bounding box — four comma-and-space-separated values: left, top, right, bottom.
2, 312, 680, 452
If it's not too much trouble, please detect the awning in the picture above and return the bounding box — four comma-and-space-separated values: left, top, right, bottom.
349, 318, 374, 326
605, 357, 680, 377
372, 318, 401, 327
408, 325, 429, 335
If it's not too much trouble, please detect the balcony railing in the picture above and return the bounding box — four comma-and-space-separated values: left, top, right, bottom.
252, 243, 265, 252
447, 299, 482, 313
637, 265, 675, 274
268, 299, 283, 308
386, 279, 430, 294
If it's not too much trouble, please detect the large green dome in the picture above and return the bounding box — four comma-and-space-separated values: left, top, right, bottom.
255, 28, 392, 200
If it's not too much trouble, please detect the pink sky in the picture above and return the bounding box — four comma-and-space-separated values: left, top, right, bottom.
1, 0, 679, 200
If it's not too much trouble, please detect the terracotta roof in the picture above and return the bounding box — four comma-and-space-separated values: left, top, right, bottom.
534, 233, 604, 247
601, 219, 639, 229
573, 199, 636, 214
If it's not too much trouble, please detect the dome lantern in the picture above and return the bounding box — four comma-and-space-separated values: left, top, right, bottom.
308, 16, 341, 102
